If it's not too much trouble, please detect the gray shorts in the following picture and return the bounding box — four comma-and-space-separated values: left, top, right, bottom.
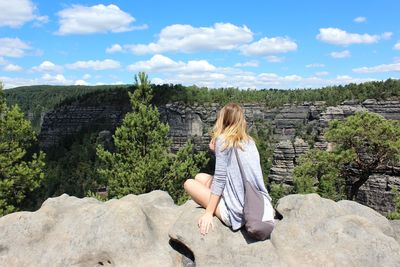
218, 197, 232, 227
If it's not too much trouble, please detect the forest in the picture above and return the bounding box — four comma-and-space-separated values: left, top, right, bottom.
5, 79, 400, 132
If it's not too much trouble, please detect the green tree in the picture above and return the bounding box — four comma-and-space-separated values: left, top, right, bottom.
293, 111, 400, 201
325, 112, 400, 200
96, 73, 208, 201
0, 83, 46, 216
387, 188, 400, 220
250, 120, 274, 183
293, 149, 352, 201
162, 140, 208, 204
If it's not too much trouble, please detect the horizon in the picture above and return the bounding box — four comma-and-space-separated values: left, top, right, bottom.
1, 0, 400, 89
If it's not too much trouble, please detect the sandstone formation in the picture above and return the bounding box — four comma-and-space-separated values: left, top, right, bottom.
1, 191, 400, 266
36, 97, 400, 214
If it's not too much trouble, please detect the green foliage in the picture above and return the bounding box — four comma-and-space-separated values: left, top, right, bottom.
97, 73, 208, 202
43, 132, 103, 199
86, 190, 108, 202
4, 85, 127, 132
6, 79, 400, 133
325, 111, 400, 199
269, 182, 291, 206
250, 120, 274, 184
293, 111, 400, 201
387, 188, 400, 220
0, 84, 45, 216
162, 140, 209, 205
97, 73, 171, 197
293, 149, 351, 201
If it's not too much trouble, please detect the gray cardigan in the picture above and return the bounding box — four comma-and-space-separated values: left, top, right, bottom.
211, 135, 273, 231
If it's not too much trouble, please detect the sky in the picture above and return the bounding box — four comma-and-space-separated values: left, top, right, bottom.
0, 0, 400, 89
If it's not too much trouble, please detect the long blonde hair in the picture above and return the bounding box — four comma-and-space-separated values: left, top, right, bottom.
211, 103, 251, 150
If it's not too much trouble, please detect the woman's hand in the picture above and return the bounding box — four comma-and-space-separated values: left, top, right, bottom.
208, 140, 215, 152
198, 212, 214, 236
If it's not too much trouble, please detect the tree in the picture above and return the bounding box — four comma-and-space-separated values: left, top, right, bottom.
325, 112, 400, 200
293, 149, 352, 201
293, 111, 400, 201
162, 140, 208, 204
0, 83, 46, 216
96, 72, 208, 201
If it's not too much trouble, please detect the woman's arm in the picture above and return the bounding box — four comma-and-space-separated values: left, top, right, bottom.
198, 137, 229, 235
198, 193, 221, 235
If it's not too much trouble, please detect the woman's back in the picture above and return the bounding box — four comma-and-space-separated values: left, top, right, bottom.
211, 136, 273, 230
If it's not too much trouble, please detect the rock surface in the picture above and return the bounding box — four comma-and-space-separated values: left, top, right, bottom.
1, 191, 400, 267
0, 191, 184, 267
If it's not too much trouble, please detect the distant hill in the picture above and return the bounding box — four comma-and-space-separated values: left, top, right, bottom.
4, 85, 129, 132
4, 79, 400, 132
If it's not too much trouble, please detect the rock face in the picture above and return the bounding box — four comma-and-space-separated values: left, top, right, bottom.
37, 97, 400, 214
1, 191, 400, 266
268, 138, 309, 187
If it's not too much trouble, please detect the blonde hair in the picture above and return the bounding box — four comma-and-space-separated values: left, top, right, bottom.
211, 103, 251, 150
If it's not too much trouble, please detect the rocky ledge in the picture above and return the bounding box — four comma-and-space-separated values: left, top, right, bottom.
1, 191, 399, 267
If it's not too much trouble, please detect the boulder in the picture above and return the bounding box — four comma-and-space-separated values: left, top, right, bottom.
0, 191, 184, 267
1, 191, 400, 266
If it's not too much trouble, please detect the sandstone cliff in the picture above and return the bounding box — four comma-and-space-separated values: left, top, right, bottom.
37, 98, 400, 214
0, 191, 399, 266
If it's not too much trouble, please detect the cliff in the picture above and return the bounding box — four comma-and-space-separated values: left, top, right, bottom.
0, 191, 399, 266
37, 97, 400, 214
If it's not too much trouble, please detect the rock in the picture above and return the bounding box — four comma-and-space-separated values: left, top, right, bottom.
272, 194, 400, 266
269, 138, 309, 186
390, 220, 400, 243
169, 193, 400, 267
0, 191, 184, 267
1, 192, 400, 266
168, 201, 283, 267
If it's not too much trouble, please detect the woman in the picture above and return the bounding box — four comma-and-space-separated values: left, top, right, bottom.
184, 103, 274, 236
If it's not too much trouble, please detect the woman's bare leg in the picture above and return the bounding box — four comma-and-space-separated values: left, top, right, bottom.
194, 173, 212, 188
184, 177, 222, 221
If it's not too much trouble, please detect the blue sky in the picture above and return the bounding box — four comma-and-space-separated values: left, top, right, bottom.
0, 0, 399, 89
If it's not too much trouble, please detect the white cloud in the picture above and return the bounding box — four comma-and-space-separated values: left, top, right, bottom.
353, 63, 400, 73
266, 55, 284, 63
42, 73, 68, 83
56, 4, 138, 35
381, 32, 393, 40
106, 44, 123, 53
127, 54, 216, 73
234, 60, 259, 67
124, 23, 253, 54
82, 74, 91, 80
240, 37, 297, 56
394, 41, 400, 50
74, 79, 88, 85
394, 57, 400, 63
330, 50, 351, 58
0, 38, 30, 58
32, 61, 62, 72
0, 74, 85, 88
354, 16, 367, 23
0, 0, 48, 28
126, 54, 375, 89
316, 28, 389, 45
66, 59, 121, 70
306, 63, 325, 68
3, 64, 23, 72
315, 71, 329, 76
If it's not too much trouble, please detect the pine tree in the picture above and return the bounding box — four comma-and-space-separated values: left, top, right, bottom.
96, 73, 208, 200
293, 111, 400, 201
0, 83, 46, 216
